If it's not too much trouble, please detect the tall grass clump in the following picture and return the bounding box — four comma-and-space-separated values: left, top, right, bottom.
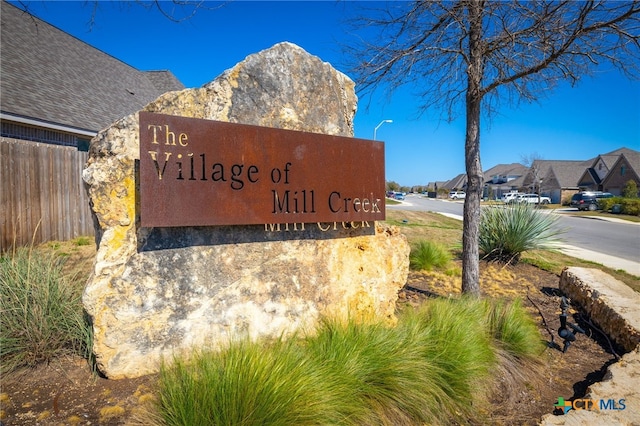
304, 317, 458, 425
156, 337, 356, 426
397, 298, 496, 414
479, 204, 565, 264
0, 246, 93, 374
150, 297, 543, 425
484, 299, 546, 359
409, 240, 452, 271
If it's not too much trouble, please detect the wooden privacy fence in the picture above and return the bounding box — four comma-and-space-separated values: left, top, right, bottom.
1, 138, 95, 252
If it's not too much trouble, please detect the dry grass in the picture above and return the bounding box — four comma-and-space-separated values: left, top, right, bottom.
385, 210, 463, 250
386, 209, 640, 294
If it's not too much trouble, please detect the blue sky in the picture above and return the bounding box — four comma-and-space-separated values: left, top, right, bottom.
13, 1, 640, 187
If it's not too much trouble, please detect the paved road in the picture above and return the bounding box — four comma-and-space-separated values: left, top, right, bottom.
389, 195, 640, 276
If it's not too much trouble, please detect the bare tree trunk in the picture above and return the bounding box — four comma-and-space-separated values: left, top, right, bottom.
461, 1, 484, 296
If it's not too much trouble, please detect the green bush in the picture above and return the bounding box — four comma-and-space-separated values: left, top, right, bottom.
621, 198, 640, 215
153, 298, 542, 426
599, 197, 640, 216
479, 204, 565, 264
0, 247, 93, 374
598, 197, 616, 212
623, 180, 638, 198
409, 240, 452, 271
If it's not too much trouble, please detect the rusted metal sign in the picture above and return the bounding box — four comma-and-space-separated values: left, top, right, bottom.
139, 112, 385, 227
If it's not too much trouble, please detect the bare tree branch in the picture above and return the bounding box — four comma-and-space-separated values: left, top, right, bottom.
345, 0, 640, 294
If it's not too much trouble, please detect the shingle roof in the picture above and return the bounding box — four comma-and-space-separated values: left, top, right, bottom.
532, 159, 592, 188
1, 1, 185, 133
144, 71, 185, 94
591, 147, 638, 172
483, 163, 528, 182
443, 173, 467, 190
440, 149, 639, 191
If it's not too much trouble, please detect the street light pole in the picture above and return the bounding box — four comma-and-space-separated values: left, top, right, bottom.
373, 119, 393, 140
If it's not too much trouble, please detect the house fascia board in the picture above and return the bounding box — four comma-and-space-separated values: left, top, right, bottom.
0, 112, 97, 138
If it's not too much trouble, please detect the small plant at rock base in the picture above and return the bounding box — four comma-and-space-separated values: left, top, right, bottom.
409, 240, 452, 271
0, 246, 93, 374
74, 236, 92, 246
479, 204, 565, 264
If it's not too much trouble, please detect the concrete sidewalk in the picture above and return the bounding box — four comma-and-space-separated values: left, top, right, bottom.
557, 244, 640, 277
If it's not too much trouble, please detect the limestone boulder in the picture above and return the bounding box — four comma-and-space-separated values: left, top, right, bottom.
82, 42, 410, 379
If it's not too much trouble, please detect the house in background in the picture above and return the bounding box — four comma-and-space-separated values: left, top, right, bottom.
577, 148, 640, 195
482, 163, 529, 200
1, 0, 185, 249
441, 173, 467, 192
436, 147, 639, 204
1, 0, 184, 149
521, 159, 591, 204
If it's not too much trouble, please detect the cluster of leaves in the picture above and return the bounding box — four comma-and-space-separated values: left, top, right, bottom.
151, 297, 543, 426
479, 204, 564, 264
0, 247, 93, 374
409, 240, 452, 271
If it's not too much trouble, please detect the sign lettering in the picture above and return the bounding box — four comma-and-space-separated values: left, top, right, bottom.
139, 112, 385, 227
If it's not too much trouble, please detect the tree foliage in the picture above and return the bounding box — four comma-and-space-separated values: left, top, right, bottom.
347, 1, 640, 294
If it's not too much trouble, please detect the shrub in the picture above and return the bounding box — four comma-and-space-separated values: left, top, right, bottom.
152, 298, 542, 426
0, 247, 93, 373
409, 240, 452, 271
600, 197, 640, 216
397, 297, 495, 414
306, 315, 462, 425
479, 204, 565, 264
598, 197, 617, 212
620, 198, 640, 215
623, 180, 639, 198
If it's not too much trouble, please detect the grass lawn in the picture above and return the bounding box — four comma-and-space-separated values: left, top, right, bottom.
385, 209, 640, 293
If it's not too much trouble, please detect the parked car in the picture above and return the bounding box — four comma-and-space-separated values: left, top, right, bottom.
512, 193, 551, 205
448, 191, 466, 200
570, 192, 613, 211
393, 192, 406, 201
501, 192, 519, 203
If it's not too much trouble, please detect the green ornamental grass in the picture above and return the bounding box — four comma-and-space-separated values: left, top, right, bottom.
409, 240, 452, 271
0, 246, 93, 374
479, 203, 565, 264
152, 297, 543, 426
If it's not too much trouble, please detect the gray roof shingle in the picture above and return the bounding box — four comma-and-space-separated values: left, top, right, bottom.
1, 1, 185, 133
531, 159, 592, 188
